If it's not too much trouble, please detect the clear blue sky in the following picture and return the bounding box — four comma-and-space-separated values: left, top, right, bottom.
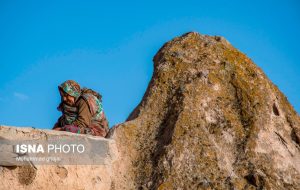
0, 0, 299, 129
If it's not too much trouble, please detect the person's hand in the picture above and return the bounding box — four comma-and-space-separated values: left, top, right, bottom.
84, 127, 93, 135
53, 127, 63, 131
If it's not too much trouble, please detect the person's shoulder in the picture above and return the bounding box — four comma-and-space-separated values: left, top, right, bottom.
76, 97, 88, 107
81, 88, 102, 101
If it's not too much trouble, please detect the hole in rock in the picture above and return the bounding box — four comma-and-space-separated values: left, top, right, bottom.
272, 103, 280, 116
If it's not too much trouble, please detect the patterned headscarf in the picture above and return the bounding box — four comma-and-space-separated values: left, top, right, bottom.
58, 80, 81, 100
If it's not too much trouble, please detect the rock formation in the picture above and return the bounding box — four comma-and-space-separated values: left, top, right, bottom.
109, 32, 300, 189
1, 32, 299, 190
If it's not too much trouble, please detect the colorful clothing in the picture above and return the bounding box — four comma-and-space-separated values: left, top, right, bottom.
63, 125, 80, 133
81, 93, 103, 120
53, 80, 109, 137
80, 92, 108, 136
58, 80, 81, 100
57, 103, 78, 126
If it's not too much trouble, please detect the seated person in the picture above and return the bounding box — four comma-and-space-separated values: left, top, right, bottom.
53, 80, 109, 137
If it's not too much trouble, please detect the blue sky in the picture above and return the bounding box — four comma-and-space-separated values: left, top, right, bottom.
0, 0, 299, 129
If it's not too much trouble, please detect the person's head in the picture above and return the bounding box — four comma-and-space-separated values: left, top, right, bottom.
58, 80, 81, 106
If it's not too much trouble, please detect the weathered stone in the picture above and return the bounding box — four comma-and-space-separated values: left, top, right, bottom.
0, 125, 118, 190
110, 32, 300, 190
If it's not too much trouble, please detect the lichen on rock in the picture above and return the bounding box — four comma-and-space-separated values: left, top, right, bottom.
110, 32, 300, 190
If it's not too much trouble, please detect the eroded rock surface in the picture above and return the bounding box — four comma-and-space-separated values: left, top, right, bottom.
110, 32, 300, 190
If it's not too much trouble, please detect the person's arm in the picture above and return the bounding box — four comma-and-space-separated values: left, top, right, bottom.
72, 98, 92, 133
52, 116, 63, 130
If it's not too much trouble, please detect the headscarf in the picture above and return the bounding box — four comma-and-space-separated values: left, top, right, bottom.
58, 80, 81, 100
58, 80, 81, 126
